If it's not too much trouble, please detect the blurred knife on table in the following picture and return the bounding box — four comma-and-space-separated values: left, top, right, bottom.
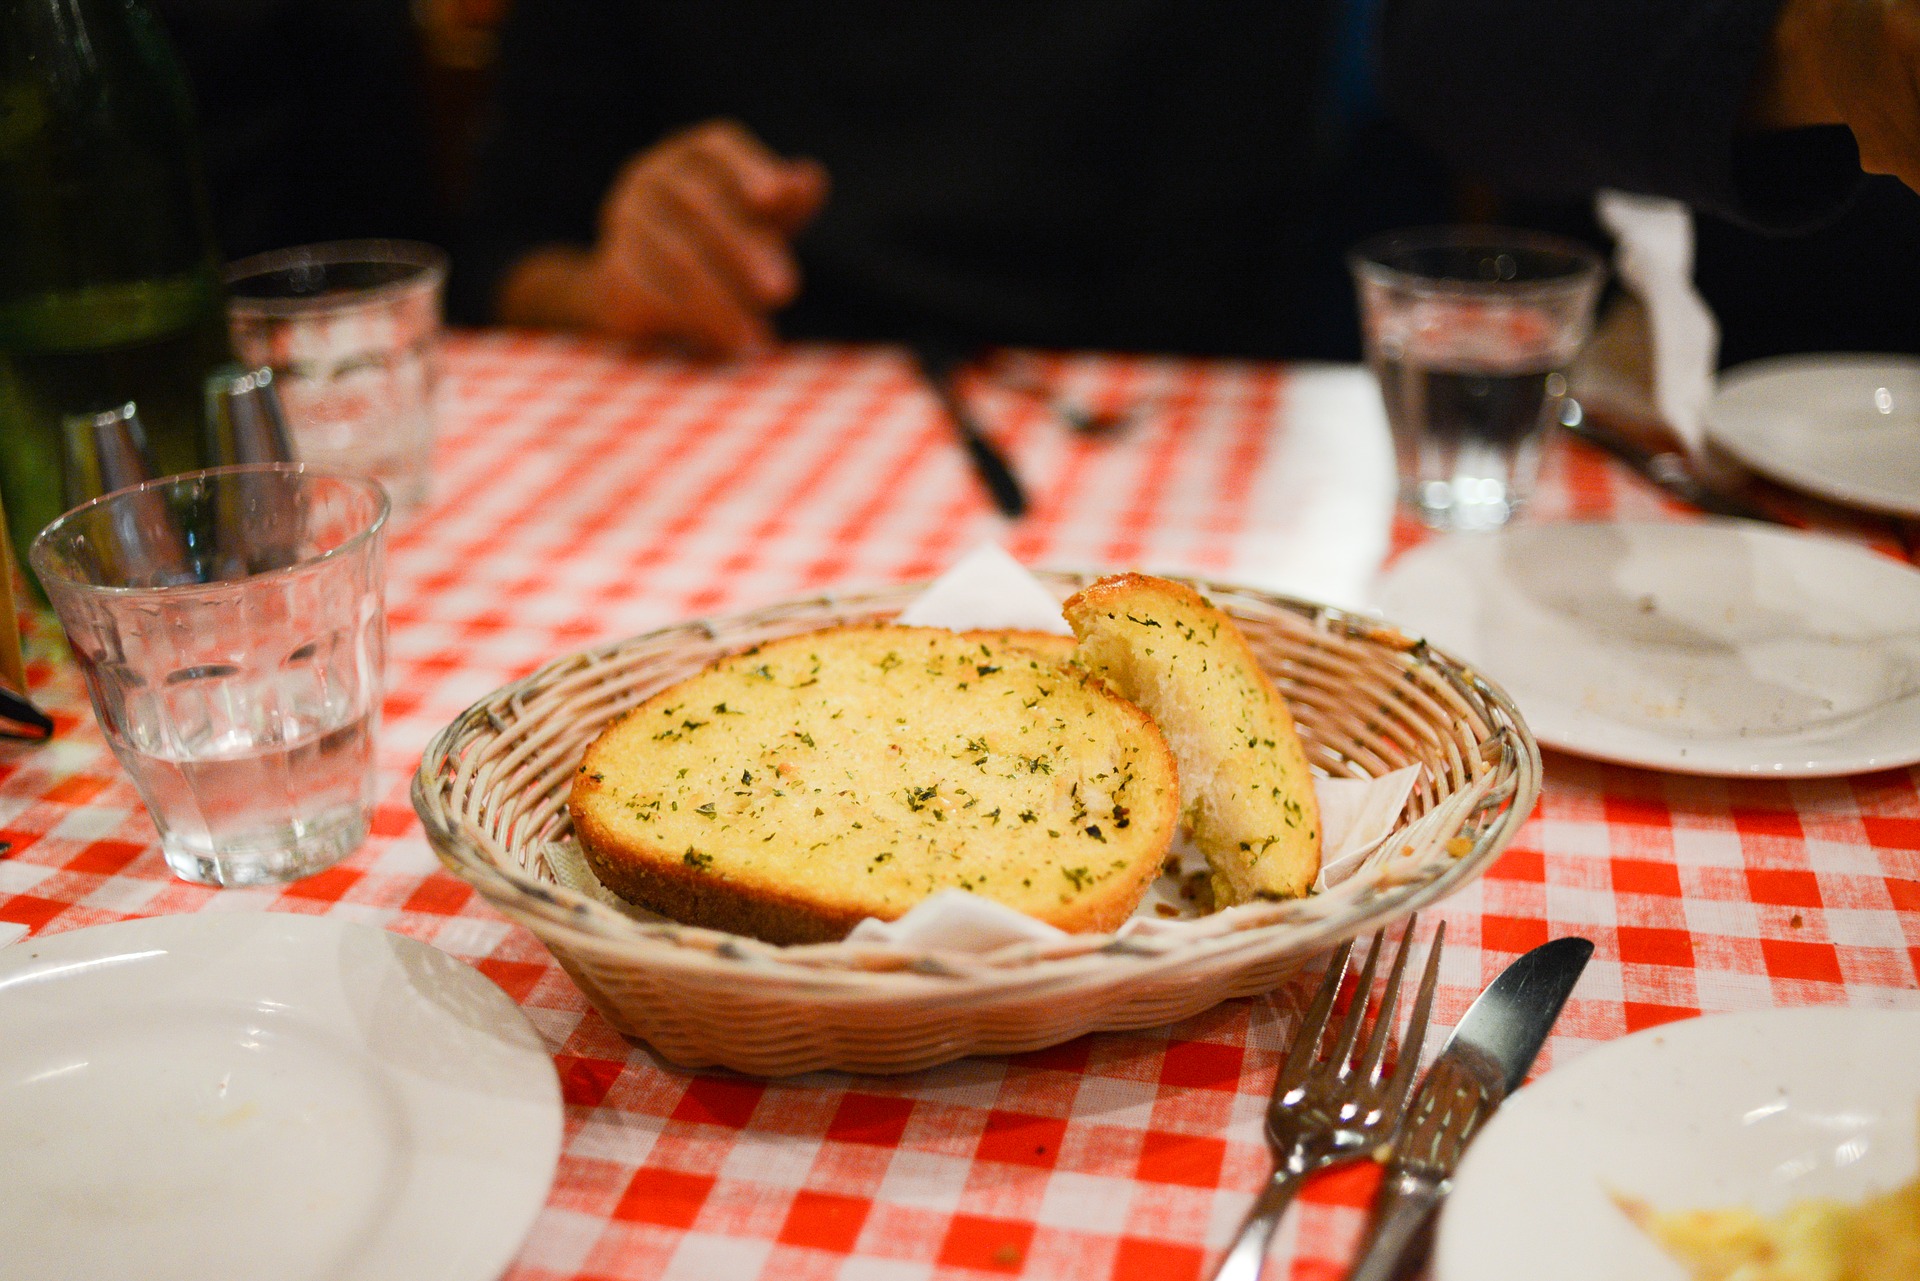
1561, 402, 1779, 524
910, 340, 1029, 519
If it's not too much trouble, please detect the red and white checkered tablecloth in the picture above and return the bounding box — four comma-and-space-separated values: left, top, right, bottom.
3, 332, 1917, 1281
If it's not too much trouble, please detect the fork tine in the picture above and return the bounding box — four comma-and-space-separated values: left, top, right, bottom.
1322, 927, 1388, 1074
1274, 940, 1353, 1093
1381, 919, 1447, 1107
1356, 914, 1420, 1085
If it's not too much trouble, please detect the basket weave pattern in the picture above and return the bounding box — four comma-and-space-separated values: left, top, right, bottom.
413, 573, 1540, 1075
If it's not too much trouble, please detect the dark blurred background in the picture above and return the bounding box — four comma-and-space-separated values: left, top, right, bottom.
148, 0, 500, 259
152, 0, 1918, 365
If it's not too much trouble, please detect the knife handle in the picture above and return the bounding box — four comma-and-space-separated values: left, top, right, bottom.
1345, 1171, 1444, 1281
957, 422, 1029, 518
0, 685, 53, 741
910, 342, 1030, 519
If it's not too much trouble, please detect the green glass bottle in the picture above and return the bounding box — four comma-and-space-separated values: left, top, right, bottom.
0, 0, 231, 582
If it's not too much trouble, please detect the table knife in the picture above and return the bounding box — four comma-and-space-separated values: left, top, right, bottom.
0, 686, 53, 741
1344, 936, 1594, 1281
1561, 410, 1776, 524
911, 341, 1029, 519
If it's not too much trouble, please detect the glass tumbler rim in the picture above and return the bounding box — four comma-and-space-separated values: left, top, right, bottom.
225, 238, 448, 318
1347, 224, 1606, 297
28, 462, 390, 600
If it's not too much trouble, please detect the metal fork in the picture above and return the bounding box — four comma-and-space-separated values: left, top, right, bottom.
1209, 918, 1446, 1281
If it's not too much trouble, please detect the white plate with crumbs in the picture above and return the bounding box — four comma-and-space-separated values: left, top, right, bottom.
1434, 1008, 1920, 1281
1706, 354, 1920, 517
1374, 520, 1920, 776
0, 913, 561, 1281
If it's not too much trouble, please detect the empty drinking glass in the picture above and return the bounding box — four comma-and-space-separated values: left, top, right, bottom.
226, 240, 446, 512
30, 465, 388, 887
1350, 227, 1605, 531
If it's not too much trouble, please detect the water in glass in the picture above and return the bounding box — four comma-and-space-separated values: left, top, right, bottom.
32, 466, 387, 887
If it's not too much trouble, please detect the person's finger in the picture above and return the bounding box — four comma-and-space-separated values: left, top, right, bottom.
643, 119, 827, 245
596, 158, 780, 353
629, 176, 785, 347
591, 255, 680, 341
762, 157, 830, 234
685, 119, 801, 214
656, 162, 801, 306
683, 120, 831, 236
594, 205, 773, 356
624, 215, 774, 355
591, 123, 810, 354
600, 150, 670, 243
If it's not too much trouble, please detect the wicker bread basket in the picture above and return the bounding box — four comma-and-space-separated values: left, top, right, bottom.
413, 572, 1540, 1076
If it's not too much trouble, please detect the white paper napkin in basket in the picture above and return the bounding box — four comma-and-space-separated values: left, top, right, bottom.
894, 541, 1073, 635
547, 544, 1423, 953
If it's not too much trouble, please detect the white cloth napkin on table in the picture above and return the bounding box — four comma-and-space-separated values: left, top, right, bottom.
1595, 190, 1721, 452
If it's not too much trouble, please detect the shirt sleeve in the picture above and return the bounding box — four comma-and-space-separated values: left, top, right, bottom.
448, 0, 660, 324
1377, 0, 1862, 233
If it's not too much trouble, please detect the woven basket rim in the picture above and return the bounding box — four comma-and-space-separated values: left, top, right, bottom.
412, 571, 1542, 994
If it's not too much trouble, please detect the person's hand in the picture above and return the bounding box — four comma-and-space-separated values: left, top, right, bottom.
497, 119, 827, 355
1753, 0, 1920, 192
589, 119, 828, 354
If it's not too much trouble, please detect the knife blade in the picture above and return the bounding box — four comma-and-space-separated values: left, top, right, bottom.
911, 341, 1029, 519
1561, 409, 1777, 524
1344, 935, 1594, 1281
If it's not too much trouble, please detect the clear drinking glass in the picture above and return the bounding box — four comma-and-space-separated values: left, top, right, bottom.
1350, 227, 1605, 531
226, 240, 446, 512
30, 465, 388, 887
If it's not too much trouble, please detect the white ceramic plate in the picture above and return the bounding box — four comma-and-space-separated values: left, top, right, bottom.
1706, 353, 1920, 517
1374, 520, 1920, 776
0, 913, 562, 1281
1436, 1008, 1920, 1281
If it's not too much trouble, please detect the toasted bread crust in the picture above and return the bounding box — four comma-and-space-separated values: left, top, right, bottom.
568, 624, 1179, 943
1063, 573, 1321, 903
569, 803, 873, 942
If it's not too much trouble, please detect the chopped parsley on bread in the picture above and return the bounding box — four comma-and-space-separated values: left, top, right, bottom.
1063, 573, 1321, 904
568, 625, 1179, 944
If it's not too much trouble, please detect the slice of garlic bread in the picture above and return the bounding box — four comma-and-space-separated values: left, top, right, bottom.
961, 628, 1078, 664
1063, 573, 1321, 904
568, 624, 1179, 944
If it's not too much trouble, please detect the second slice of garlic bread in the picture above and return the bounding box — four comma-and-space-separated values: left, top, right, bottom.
1062, 573, 1321, 904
